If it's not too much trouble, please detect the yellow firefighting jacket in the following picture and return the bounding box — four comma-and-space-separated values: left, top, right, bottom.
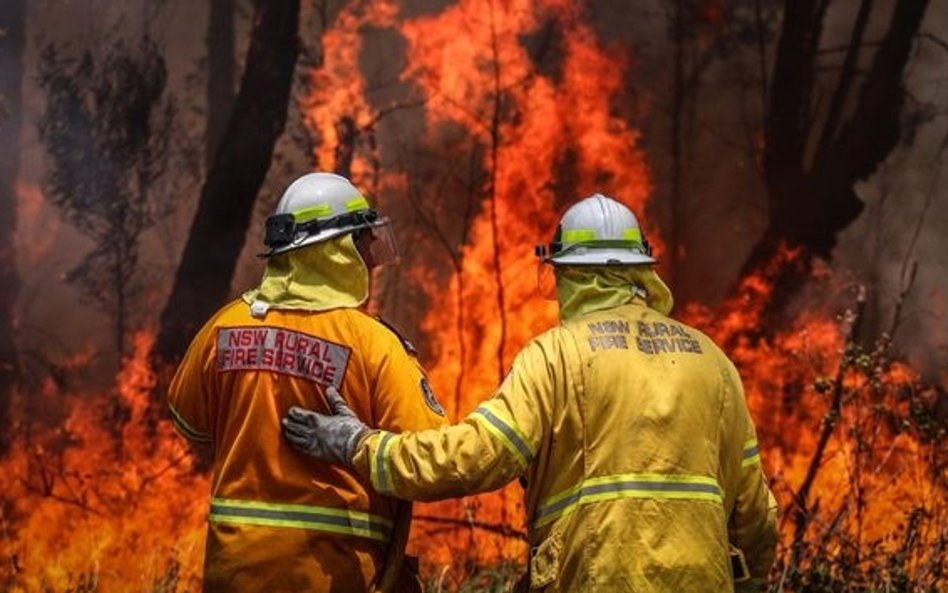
352, 296, 778, 592
168, 300, 446, 593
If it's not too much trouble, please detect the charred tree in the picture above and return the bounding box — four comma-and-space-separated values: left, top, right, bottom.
0, 0, 26, 450
206, 0, 236, 166
661, 0, 775, 302
734, 0, 931, 327
333, 115, 357, 179
156, 0, 300, 362
38, 37, 176, 358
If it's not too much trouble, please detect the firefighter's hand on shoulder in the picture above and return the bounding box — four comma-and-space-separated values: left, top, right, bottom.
282, 386, 370, 467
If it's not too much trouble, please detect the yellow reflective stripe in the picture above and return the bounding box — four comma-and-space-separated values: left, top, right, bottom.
471, 405, 535, 467
293, 204, 333, 223
742, 438, 761, 467
534, 473, 723, 529
562, 228, 644, 245
345, 197, 369, 211
480, 402, 535, 457
370, 432, 396, 494
209, 498, 392, 541
168, 404, 211, 442
561, 229, 597, 242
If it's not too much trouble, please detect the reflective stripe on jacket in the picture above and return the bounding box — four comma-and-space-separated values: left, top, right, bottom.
209, 498, 393, 541
353, 298, 778, 592
168, 300, 445, 593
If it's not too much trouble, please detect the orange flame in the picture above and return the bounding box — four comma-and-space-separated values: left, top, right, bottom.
683, 254, 946, 572
0, 333, 208, 591
299, 1, 399, 179
397, 0, 652, 568
301, 0, 653, 570
299, 0, 946, 580
4, 2, 943, 589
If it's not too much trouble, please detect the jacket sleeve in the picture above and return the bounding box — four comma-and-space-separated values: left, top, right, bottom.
351, 338, 553, 501
723, 360, 779, 589
362, 318, 447, 433
166, 321, 216, 444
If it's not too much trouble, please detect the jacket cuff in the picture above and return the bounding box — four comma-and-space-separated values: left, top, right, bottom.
351, 429, 380, 478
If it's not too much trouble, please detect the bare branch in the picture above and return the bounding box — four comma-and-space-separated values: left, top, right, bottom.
789, 286, 867, 567
414, 515, 527, 540
919, 33, 948, 57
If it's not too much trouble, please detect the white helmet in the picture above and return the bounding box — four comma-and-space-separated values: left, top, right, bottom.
262, 172, 396, 262
536, 193, 655, 266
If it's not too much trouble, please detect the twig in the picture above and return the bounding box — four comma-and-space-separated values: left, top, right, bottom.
414, 514, 527, 540
884, 158, 936, 345
359, 98, 428, 132
434, 564, 450, 593
919, 33, 948, 56
138, 451, 192, 490
789, 286, 867, 568
1, 514, 19, 581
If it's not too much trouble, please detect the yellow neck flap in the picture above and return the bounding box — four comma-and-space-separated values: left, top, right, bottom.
555, 265, 674, 322
242, 233, 369, 316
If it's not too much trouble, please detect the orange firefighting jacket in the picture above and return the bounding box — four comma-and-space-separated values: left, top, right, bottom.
352, 297, 778, 592
168, 300, 446, 593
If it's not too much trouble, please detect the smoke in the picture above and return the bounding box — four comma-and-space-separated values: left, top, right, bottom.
6, 0, 947, 586
831, 3, 948, 382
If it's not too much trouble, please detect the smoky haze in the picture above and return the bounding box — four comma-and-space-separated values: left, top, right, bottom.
10, 0, 948, 385
2, 1, 947, 589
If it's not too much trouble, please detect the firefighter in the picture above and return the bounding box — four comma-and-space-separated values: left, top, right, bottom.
167, 172, 446, 593
281, 193, 779, 592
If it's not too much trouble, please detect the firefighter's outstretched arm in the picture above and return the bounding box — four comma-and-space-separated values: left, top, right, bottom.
283, 343, 551, 501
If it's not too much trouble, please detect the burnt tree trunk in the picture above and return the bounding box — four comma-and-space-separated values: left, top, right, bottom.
206, 0, 236, 166
0, 0, 26, 450
333, 115, 357, 179
732, 0, 930, 329
156, 0, 300, 363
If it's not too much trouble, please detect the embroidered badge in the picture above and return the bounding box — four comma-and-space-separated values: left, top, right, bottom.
420, 378, 445, 416
216, 326, 351, 388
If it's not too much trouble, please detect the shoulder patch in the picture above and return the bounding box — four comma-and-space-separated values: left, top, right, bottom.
375, 316, 419, 356
420, 378, 445, 416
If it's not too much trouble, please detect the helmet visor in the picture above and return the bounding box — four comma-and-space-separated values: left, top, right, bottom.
354, 218, 399, 269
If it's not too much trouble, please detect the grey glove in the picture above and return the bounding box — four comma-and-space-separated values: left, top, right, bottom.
281, 386, 370, 467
